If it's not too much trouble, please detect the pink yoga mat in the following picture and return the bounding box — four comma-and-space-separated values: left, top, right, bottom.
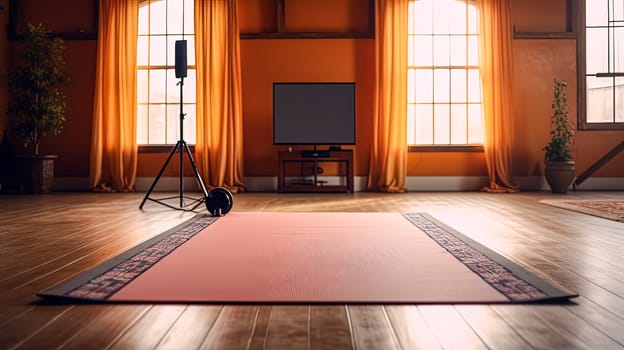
110, 212, 507, 303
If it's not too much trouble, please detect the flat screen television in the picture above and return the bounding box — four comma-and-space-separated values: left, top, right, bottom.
273, 82, 356, 146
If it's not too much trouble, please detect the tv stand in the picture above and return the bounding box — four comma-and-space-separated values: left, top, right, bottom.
278, 150, 354, 193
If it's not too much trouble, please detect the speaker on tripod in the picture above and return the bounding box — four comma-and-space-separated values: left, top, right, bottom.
139, 40, 233, 216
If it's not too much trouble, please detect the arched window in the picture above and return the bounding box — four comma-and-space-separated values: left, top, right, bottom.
407, 0, 483, 146
137, 0, 196, 145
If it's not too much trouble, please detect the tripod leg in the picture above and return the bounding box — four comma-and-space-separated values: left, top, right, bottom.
139, 141, 181, 209
182, 141, 209, 197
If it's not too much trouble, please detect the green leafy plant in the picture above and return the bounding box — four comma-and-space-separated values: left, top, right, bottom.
543, 79, 574, 161
7, 23, 68, 156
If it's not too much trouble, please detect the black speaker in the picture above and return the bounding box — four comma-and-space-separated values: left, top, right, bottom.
205, 187, 234, 217
175, 40, 187, 78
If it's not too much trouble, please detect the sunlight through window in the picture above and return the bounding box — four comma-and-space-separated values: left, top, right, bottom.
407, 0, 483, 146
137, 0, 196, 145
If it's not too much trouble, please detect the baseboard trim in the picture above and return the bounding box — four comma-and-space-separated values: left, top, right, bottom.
52, 176, 624, 192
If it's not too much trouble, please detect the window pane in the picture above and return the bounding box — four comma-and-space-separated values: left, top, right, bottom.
413, 36, 433, 66
450, 104, 467, 144
137, 105, 148, 144
467, 4, 478, 34
434, 104, 450, 144
432, 0, 450, 34
586, 28, 609, 74
149, 1, 167, 35
449, 1, 466, 34
433, 35, 450, 66
137, 70, 149, 103
137, 36, 149, 66
468, 69, 481, 102
407, 104, 416, 144
587, 0, 609, 26
168, 0, 184, 34
183, 104, 197, 144
615, 27, 624, 73
450, 36, 466, 66
138, 5, 149, 35
450, 69, 467, 102
415, 104, 434, 144
468, 104, 483, 143
616, 0, 624, 21
434, 69, 450, 102
183, 70, 196, 103
149, 70, 167, 103
467, 36, 479, 66
410, 0, 433, 34
184, 0, 194, 34
148, 105, 167, 144
586, 76, 614, 122
415, 69, 433, 102
616, 77, 624, 122
149, 36, 167, 66
167, 104, 180, 144
408, 70, 416, 102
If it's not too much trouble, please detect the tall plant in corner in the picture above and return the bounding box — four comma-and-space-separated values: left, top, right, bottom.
8, 23, 68, 156
543, 79, 575, 194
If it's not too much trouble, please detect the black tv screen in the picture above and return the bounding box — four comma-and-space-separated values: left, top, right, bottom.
273, 82, 356, 145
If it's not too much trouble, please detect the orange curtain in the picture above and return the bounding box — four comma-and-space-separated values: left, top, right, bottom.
477, 0, 519, 192
89, 0, 138, 192
194, 0, 245, 192
367, 0, 408, 192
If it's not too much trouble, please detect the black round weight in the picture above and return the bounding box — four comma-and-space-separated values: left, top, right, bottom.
205, 187, 233, 217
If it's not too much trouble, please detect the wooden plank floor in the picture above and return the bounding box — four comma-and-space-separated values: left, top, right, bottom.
1, 190, 623, 349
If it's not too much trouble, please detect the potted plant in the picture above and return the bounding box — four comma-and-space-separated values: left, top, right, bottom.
7, 23, 68, 193
543, 79, 575, 194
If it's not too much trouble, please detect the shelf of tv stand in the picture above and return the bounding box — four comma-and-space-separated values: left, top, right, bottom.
278, 150, 354, 193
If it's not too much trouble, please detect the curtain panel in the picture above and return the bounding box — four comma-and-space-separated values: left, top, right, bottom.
477, 0, 519, 192
367, 0, 409, 192
194, 0, 245, 192
89, 0, 139, 192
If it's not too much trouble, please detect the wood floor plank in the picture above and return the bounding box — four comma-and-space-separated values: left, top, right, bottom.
309, 306, 354, 350
199, 306, 259, 350
0, 305, 72, 349
347, 305, 400, 350
60, 305, 151, 350
417, 305, 488, 350
492, 305, 583, 349
13, 305, 111, 350
529, 304, 624, 349
263, 306, 309, 350
566, 296, 624, 346
154, 305, 223, 350
454, 305, 535, 350
384, 305, 442, 350
108, 305, 187, 350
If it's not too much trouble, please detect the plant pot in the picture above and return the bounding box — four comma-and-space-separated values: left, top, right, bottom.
17, 155, 58, 194
545, 160, 575, 194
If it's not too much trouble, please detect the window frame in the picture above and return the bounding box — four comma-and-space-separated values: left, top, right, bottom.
407, 0, 484, 152
577, 0, 624, 130
137, 0, 197, 148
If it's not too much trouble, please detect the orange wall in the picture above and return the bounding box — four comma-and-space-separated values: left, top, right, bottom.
3, 0, 622, 185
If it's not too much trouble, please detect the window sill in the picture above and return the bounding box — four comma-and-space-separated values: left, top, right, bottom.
408, 145, 484, 152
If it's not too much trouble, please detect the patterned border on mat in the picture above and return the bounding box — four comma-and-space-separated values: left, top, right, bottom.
403, 213, 550, 302
60, 215, 217, 300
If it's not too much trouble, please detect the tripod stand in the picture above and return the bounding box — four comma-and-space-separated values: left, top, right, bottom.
139, 76, 209, 211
